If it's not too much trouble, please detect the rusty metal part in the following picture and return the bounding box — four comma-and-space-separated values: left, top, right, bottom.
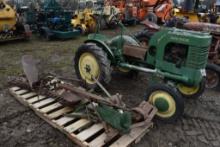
58, 83, 129, 111
131, 101, 157, 128
58, 84, 156, 127
109, 94, 126, 108
21, 55, 39, 88
8, 77, 62, 100
59, 91, 82, 106
123, 44, 147, 60
92, 77, 112, 98
92, 77, 126, 107
8, 77, 33, 90
183, 22, 220, 34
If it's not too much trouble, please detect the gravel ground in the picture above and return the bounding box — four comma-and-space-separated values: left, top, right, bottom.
0, 26, 220, 147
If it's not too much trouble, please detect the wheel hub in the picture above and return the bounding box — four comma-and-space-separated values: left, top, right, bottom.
85, 64, 91, 73
148, 91, 176, 118
154, 97, 169, 112
79, 52, 100, 84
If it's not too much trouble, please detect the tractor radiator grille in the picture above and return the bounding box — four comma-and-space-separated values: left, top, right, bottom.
186, 47, 208, 69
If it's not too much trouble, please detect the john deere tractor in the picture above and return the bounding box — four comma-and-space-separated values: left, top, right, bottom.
74, 22, 211, 122
71, 1, 97, 34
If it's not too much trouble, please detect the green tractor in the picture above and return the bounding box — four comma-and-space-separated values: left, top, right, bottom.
74, 22, 211, 122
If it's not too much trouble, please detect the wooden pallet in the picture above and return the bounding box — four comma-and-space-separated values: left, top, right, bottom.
9, 86, 153, 147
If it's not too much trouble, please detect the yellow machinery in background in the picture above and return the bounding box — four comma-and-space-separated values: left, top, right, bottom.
0, 0, 16, 32
174, 0, 209, 22
174, 8, 200, 22
72, 8, 97, 34
71, 1, 97, 34
0, 0, 31, 42
71, 0, 121, 33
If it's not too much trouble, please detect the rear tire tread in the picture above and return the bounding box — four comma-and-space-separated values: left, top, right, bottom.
74, 43, 111, 89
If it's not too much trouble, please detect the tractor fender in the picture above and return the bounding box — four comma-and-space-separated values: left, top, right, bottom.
84, 39, 115, 62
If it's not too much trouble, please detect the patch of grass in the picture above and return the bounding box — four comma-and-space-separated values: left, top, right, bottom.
0, 66, 22, 76
0, 25, 145, 90
49, 58, 72, 69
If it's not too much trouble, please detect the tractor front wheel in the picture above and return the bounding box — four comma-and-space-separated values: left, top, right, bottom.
177, 78, 206, 99
74, 44, 111, 89
145, 84, 184, 123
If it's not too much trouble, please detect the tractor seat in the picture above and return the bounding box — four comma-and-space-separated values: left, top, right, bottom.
141, 20, 160, 31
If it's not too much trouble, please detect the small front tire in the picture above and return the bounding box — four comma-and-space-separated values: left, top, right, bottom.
145, 84, 184, 123
177, 78, 206, 99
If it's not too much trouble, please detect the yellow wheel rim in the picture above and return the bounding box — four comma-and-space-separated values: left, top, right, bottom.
79, 52, 100, 84
148, 91, 176, 118
177, 84, 199, 96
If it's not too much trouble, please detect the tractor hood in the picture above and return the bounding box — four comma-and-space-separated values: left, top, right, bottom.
155, 28, 212, 48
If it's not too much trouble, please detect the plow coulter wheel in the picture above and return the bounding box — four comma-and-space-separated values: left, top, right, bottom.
177, 78, 206, 99
205, 64, 220, 89
145, 84, 184, 123
74, 44, 111, 89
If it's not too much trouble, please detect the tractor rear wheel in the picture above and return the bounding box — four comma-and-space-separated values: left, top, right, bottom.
74, 44, 111, 89
145, 84, 184, 123
205, 63, 220, 89
177, 78, 206, 99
